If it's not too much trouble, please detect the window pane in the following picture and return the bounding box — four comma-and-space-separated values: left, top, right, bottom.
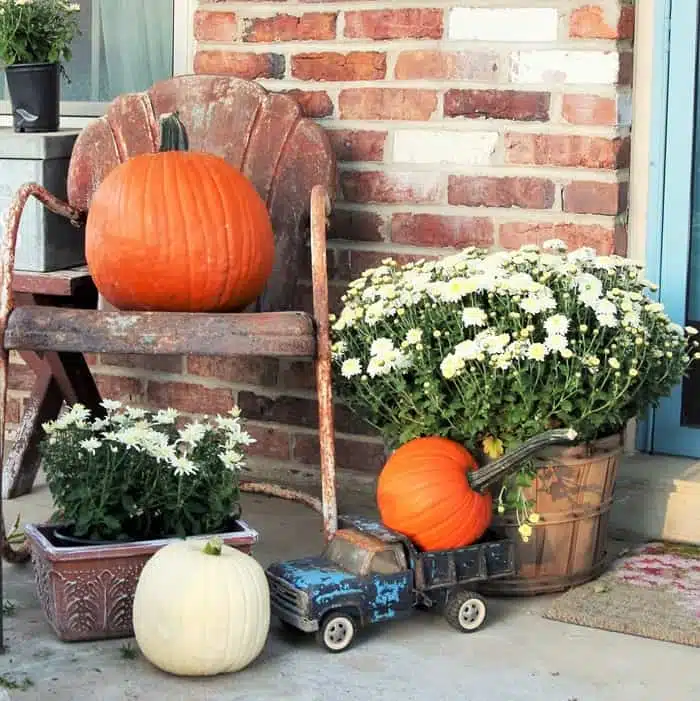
2, 0, 174, 108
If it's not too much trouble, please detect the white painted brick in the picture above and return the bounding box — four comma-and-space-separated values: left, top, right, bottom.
510, 51, 619, 85
617, 92, 633, 126
448, 8, 559, 42
393, 130, 498, 166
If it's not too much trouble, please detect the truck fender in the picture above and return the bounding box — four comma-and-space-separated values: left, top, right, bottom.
318, 604, 364, 627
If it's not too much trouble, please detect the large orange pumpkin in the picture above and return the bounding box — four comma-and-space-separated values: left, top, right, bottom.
85, 113, 275, 312
376, 437, 493, 552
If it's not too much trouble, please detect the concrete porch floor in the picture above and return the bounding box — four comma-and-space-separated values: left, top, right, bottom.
1, 477, 698, 701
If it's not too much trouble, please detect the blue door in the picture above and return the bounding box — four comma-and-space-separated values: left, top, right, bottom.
649, 0, 700, 455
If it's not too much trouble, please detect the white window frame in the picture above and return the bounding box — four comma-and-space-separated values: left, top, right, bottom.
0, 0, 196, 129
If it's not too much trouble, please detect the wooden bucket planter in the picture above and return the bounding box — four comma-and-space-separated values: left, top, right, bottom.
479, 433, 623, 596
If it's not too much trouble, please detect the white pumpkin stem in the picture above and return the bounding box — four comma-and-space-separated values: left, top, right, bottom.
202, 537, 223, 556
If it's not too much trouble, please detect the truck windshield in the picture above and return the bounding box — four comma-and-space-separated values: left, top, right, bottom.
323, 536, 369, 575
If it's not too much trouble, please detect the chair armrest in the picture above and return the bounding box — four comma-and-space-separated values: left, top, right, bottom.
1, 183, 84, 316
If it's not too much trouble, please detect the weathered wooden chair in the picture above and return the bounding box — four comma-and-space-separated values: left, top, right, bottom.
0, 75, 339, 646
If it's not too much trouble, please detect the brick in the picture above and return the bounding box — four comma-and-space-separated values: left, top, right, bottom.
500, 222, 615, 254
329, 209, 387, 242
237, 391, 374, 435
444, 89, 550, 122
344, 9, 443, 40
449, 7, 558, 41
147, 381, 234, 415
291, 52, 385, 81
247, 423, 291, 460
293, 433, 385, 473
562, 94, 616, 125
505, 133, 630, 169
282, 89, 333, 118
391, 214, 494, 248
194, 51, 284, 79
569, 5, 634, 40
8, 364, 35, 391
341, 171, 443, 205
393, 130, 497, 166
327, 130, 386, 162
100, 354, 183, 374
563, 180, 628, 215
279, 360, 316, 391
618, 51, 633, 85
95, 375, 145, 404
510, 51, 620, 85
194, 10, 237, 42
186, 356, 278, 386
339, 88, 437, 121
5, 396, 21, 425
395, 50, 498, 81
449, 176, 556, 210
242, 13, 336, 42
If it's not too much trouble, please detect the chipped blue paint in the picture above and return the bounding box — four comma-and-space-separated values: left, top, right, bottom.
268, 557, 357, 589
368, 576, 411, 623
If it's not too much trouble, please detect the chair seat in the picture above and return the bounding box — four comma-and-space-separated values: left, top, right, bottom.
4, 308, 316, 358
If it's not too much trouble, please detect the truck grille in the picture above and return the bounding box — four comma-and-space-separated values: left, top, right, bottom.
268, 574, 305, 612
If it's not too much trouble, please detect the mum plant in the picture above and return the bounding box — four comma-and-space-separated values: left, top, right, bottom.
40, 400, 255, 542
330, 240, 697, 519
0, 0, 81, 68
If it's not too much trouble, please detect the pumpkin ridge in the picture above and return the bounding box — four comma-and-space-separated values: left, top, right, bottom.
210, 157, 236, 311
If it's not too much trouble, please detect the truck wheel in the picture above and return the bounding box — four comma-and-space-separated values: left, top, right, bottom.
444, 590, 487, 633
316, 613, 356, 653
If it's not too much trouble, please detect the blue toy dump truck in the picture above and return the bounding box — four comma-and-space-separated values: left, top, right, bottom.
266, 428, 579, 652
265, 515, 515, 652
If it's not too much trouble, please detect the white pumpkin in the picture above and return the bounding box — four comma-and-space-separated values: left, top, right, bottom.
132, 538, 270, 676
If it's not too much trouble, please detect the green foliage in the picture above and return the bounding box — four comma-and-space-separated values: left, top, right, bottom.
330, 241, 697, 519
119, 643, 138, 660
0, 674, 33, 691
0, 0, 81, 67
40, 402, 256, 542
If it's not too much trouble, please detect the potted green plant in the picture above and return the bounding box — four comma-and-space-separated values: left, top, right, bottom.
0, 0, 81, 132
24, 400, 259, 642
330, 240, 698, 594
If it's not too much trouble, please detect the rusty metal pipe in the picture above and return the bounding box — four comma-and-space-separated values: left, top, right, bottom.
309, 184, 338, 543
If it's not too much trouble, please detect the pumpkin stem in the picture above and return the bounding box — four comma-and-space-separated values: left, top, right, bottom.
202, 537, 224, 556
158, 112, 189, 152
469, 428, 578, 492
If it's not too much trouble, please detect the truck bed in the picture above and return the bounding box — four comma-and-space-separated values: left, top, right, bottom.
417, 531, 516, 591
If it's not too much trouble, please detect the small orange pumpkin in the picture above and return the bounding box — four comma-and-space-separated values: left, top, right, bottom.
376, 437, 492, 552
85, 113, 275, 313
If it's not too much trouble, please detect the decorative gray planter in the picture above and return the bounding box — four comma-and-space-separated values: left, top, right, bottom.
0, 129, 85, 271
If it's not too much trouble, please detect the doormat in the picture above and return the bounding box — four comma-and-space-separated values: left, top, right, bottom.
543, 542, 700, 647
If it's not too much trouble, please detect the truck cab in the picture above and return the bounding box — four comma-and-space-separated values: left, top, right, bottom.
266, 519, 416, 651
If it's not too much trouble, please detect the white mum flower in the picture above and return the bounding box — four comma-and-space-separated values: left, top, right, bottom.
574, 273, 603, 300
597, 314, 619, 328
462, 307, 487, 327
647, 302, 665, 313
171, 456, 199, 477
686, 326, 698, 336
219, 449, 245, 471
178, 422, 208, 447
440, 354, 465, 379
80, 438, 102, 455
527, 343, 549, 362
341, 358, 362, 378
594, 298, 617, 317
101, 399, 123, 412
126, 407, 148, 420
478, 332, 510, 355
544, 334, 569, 353
544, 314, 569, 336
542, 239, 567, 252
331, 341, 347, 359
608, 358, 621, 369
568, 247, 597, 262
405, 328, 423, 345
367, 357, 390, 377
454, 339, 481, 360
153, 408, 179, 424
370, 338, 394, 357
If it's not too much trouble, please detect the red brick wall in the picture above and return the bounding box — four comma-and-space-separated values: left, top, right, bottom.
5, 2, 635, 483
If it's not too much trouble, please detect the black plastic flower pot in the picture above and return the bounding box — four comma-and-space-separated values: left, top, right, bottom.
5, 62, 60, 133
